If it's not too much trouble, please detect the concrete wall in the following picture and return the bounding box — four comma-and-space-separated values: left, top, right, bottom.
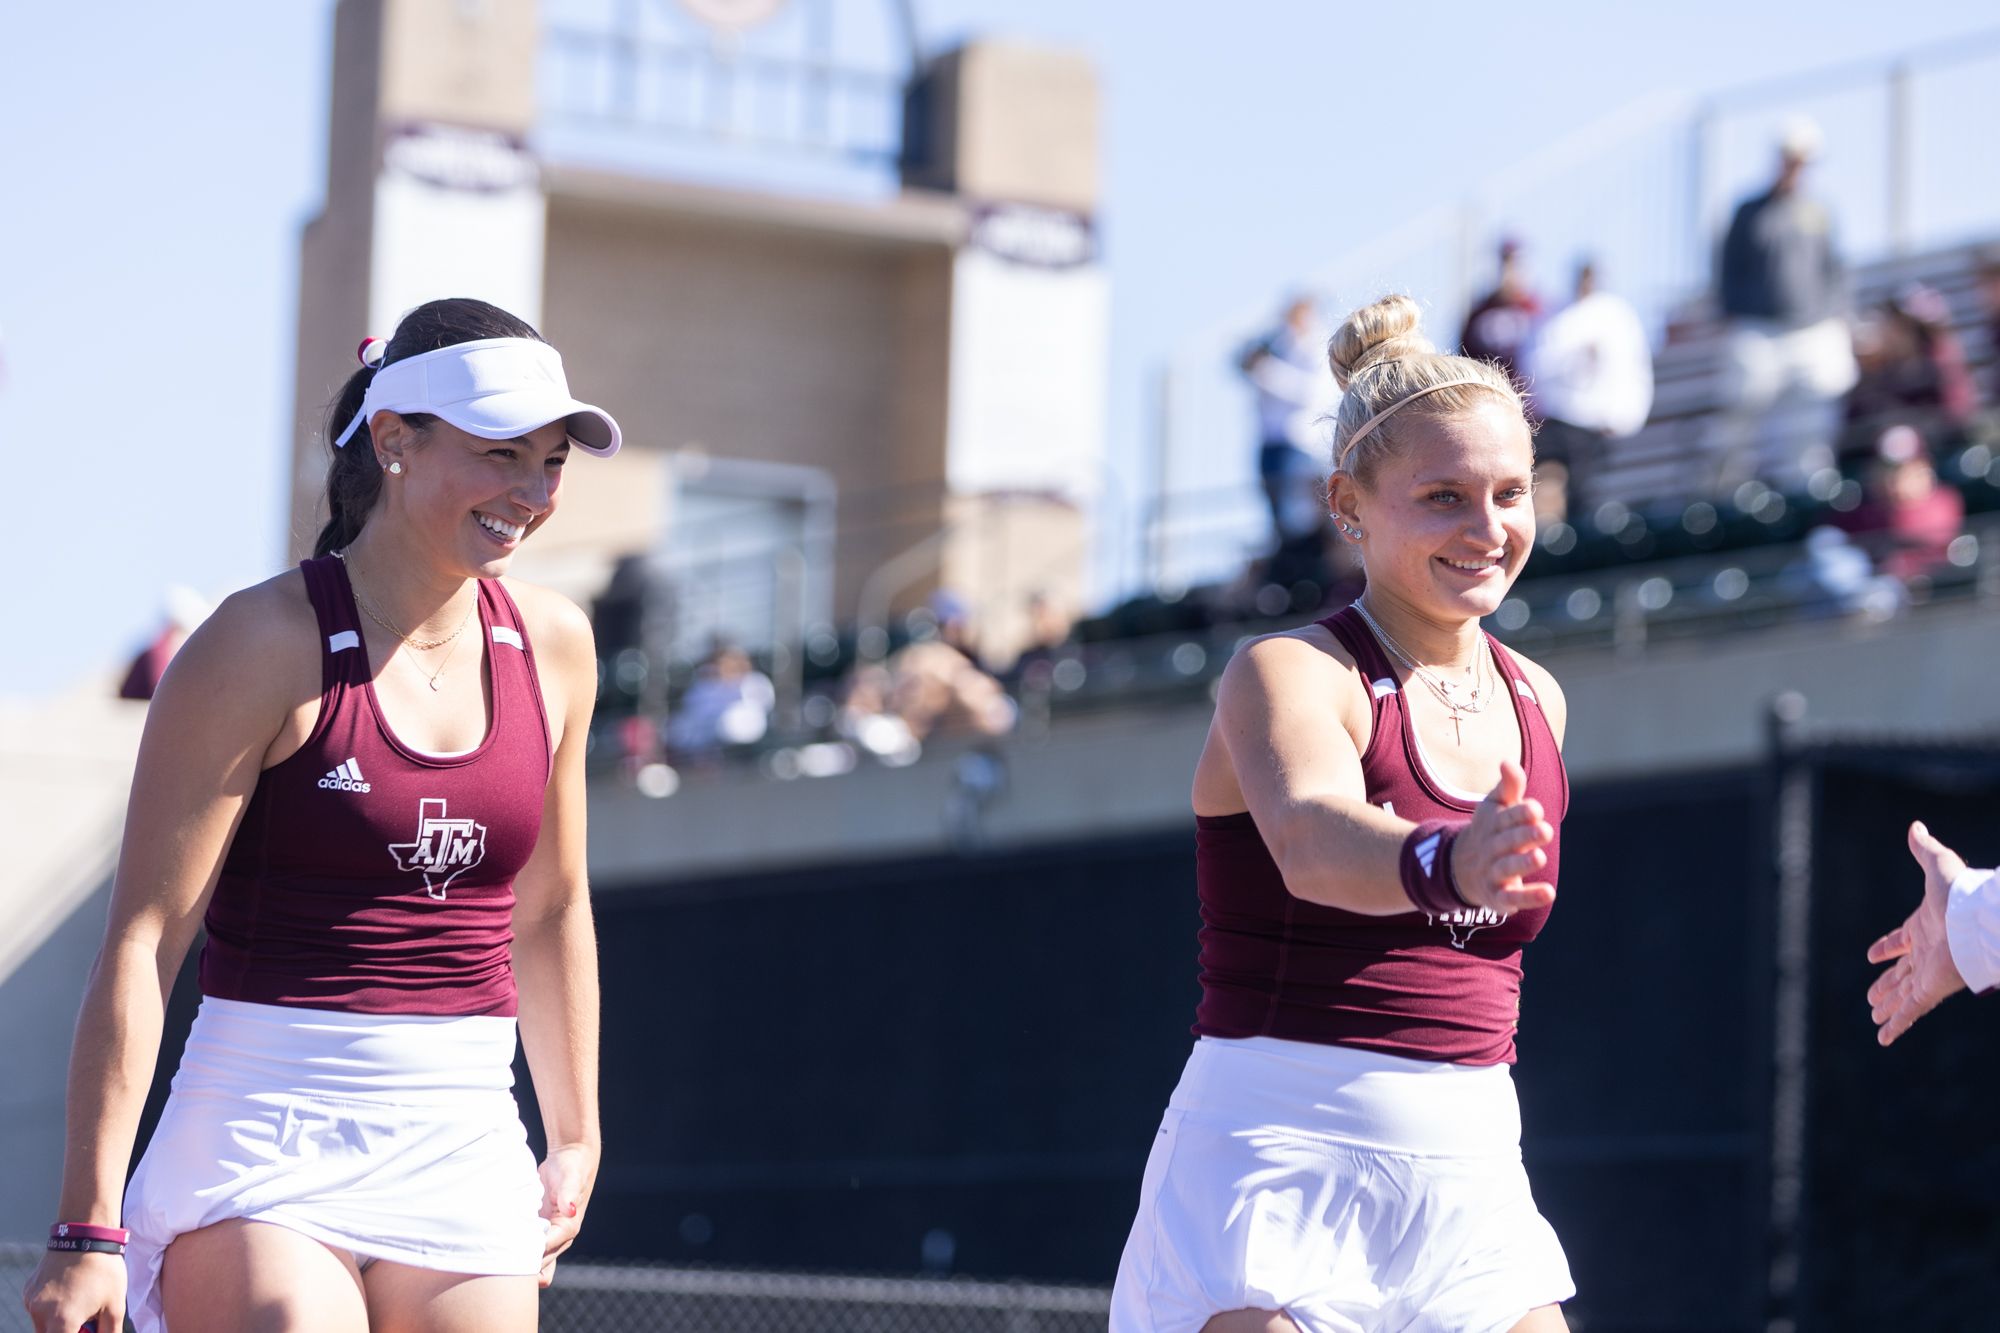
1548, 600, 2000, 780
588, 595, 2000, 888
289, 0, 386, 558
0, 880, 110, 1242
539, 173, 963, 620
287, 0, 541, 560
589, 702, 1214, 888
903, 40, 1100, 214
0, 692, 144, 1241
377, 0, 535, 134
941, 492, 1087, 666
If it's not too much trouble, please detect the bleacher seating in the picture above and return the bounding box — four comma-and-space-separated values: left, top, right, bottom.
1586, 239, 1998, 511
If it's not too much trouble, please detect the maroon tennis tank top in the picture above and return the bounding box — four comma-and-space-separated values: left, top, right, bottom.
200, 556, 553, 1017
1192, 604, 1567, 1065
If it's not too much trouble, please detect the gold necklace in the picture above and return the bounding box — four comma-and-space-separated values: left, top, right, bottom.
334, 550, 477, 692
1351, 599, 1492, 744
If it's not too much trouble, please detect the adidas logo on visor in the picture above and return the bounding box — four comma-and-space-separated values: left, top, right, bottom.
318, 758, 371, 794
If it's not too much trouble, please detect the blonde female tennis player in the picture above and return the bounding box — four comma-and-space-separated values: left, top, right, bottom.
1113, 295, 1574, 1333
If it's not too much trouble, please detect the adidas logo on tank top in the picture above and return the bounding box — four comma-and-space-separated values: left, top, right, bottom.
317, 758, 371, 793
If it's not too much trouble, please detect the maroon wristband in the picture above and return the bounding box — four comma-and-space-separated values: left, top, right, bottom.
1400, 820, 1471, 916
51, 1222, 130, 1245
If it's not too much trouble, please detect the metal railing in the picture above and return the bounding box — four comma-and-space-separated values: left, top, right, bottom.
541, 0, 909, 167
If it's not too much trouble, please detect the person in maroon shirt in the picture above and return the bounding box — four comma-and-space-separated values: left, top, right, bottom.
27, 300, 617, 1333
1834, 424, 1965, 582
1112, 295, 1572, 1333
1460, 238, 1542, 391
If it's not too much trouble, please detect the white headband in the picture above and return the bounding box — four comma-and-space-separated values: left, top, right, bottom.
1335, 377, 1492, 468
334, 337, 621, 457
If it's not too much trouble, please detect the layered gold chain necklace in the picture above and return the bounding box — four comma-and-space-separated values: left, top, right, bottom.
1351, 599, 1493, 744
334, 549, 477, 692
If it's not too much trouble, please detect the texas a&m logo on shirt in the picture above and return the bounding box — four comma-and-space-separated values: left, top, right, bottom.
387, 798, 487, 900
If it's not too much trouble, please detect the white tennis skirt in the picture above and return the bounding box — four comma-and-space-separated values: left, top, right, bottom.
1111, 1037, 1573, 1333
123, 996, 547, 1333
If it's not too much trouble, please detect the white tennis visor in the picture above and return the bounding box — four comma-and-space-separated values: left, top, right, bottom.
332, 337, 622, 457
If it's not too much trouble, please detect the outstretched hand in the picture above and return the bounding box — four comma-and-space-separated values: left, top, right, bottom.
1449, 760, 1555, 917
1865, 821, 1968, 1046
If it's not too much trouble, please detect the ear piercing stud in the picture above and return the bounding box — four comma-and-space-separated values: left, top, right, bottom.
381, 461, 403, 474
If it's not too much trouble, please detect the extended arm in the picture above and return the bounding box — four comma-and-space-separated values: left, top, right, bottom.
508, 593, 601, 1285
1210, 634, 1553, 917
1867, 821, 1978, 1045
26, 586, 308, 1333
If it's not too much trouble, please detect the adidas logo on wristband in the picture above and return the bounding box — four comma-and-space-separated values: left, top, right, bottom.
318, 758, 372, 793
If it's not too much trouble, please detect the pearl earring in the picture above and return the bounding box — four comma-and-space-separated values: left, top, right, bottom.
382, 461, 402, 475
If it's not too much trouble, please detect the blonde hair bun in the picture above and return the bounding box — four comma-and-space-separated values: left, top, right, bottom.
1327, 294, 1434, 390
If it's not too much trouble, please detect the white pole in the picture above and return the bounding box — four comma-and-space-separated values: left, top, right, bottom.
1888, 62, 1913, 257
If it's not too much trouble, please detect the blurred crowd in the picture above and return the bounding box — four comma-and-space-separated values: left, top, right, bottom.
122, 120, 2000, 787
613, 591, 1029, 782
1234, 113, 2000, 620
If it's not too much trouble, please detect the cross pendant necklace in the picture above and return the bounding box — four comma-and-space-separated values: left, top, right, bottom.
1351, 600, 1492, 745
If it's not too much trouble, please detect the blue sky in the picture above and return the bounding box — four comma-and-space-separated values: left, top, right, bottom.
2, 0, 1996, 694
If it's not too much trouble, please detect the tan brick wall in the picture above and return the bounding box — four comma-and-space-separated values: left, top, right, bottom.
288, 0, 387, 562
539, 193, 955, 621
286, 0, 541, 562
378, 0, 537, 134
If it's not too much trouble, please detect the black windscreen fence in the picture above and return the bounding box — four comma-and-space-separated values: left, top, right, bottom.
1791, 746, 2000, 1333
579, 775, 1785, 1320
1514, 767, 1773, 1333
127, 733, 2000, 1332
578, 833, 1206, 1283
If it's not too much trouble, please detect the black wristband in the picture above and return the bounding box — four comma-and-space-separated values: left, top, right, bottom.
1400, 820, 1471, 916
47, 1236, 126, 1255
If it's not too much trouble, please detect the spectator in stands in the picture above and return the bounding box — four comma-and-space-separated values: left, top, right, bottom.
1004, 589, 1077, 690
1239, 294, 1335, 545
837, 598, 1016, 763
1842, 283, 1976, 469
838, 662, 923, 765
1833, 424, 1964, 583
1973, 254, 2000, 444
118, 586, 213, 701
1711, 116, 1858, 494
1779, 526, 1902, 621
666, 642, 773, 757
1981, 252, 2000, 382
1522, 261, 1654, 524
888, 639, 1018, 740
1461, 238, 1541, 388
892, 594, 1017, 738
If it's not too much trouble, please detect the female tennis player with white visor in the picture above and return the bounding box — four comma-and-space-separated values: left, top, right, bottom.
25, 298, 617, 1333
1111, 295, 1575, 1333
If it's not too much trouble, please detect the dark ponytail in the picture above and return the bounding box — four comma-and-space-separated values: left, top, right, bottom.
314, 298, 547, 557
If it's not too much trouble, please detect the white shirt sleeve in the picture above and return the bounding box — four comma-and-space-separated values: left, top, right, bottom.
1945, 868, 2000, 994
